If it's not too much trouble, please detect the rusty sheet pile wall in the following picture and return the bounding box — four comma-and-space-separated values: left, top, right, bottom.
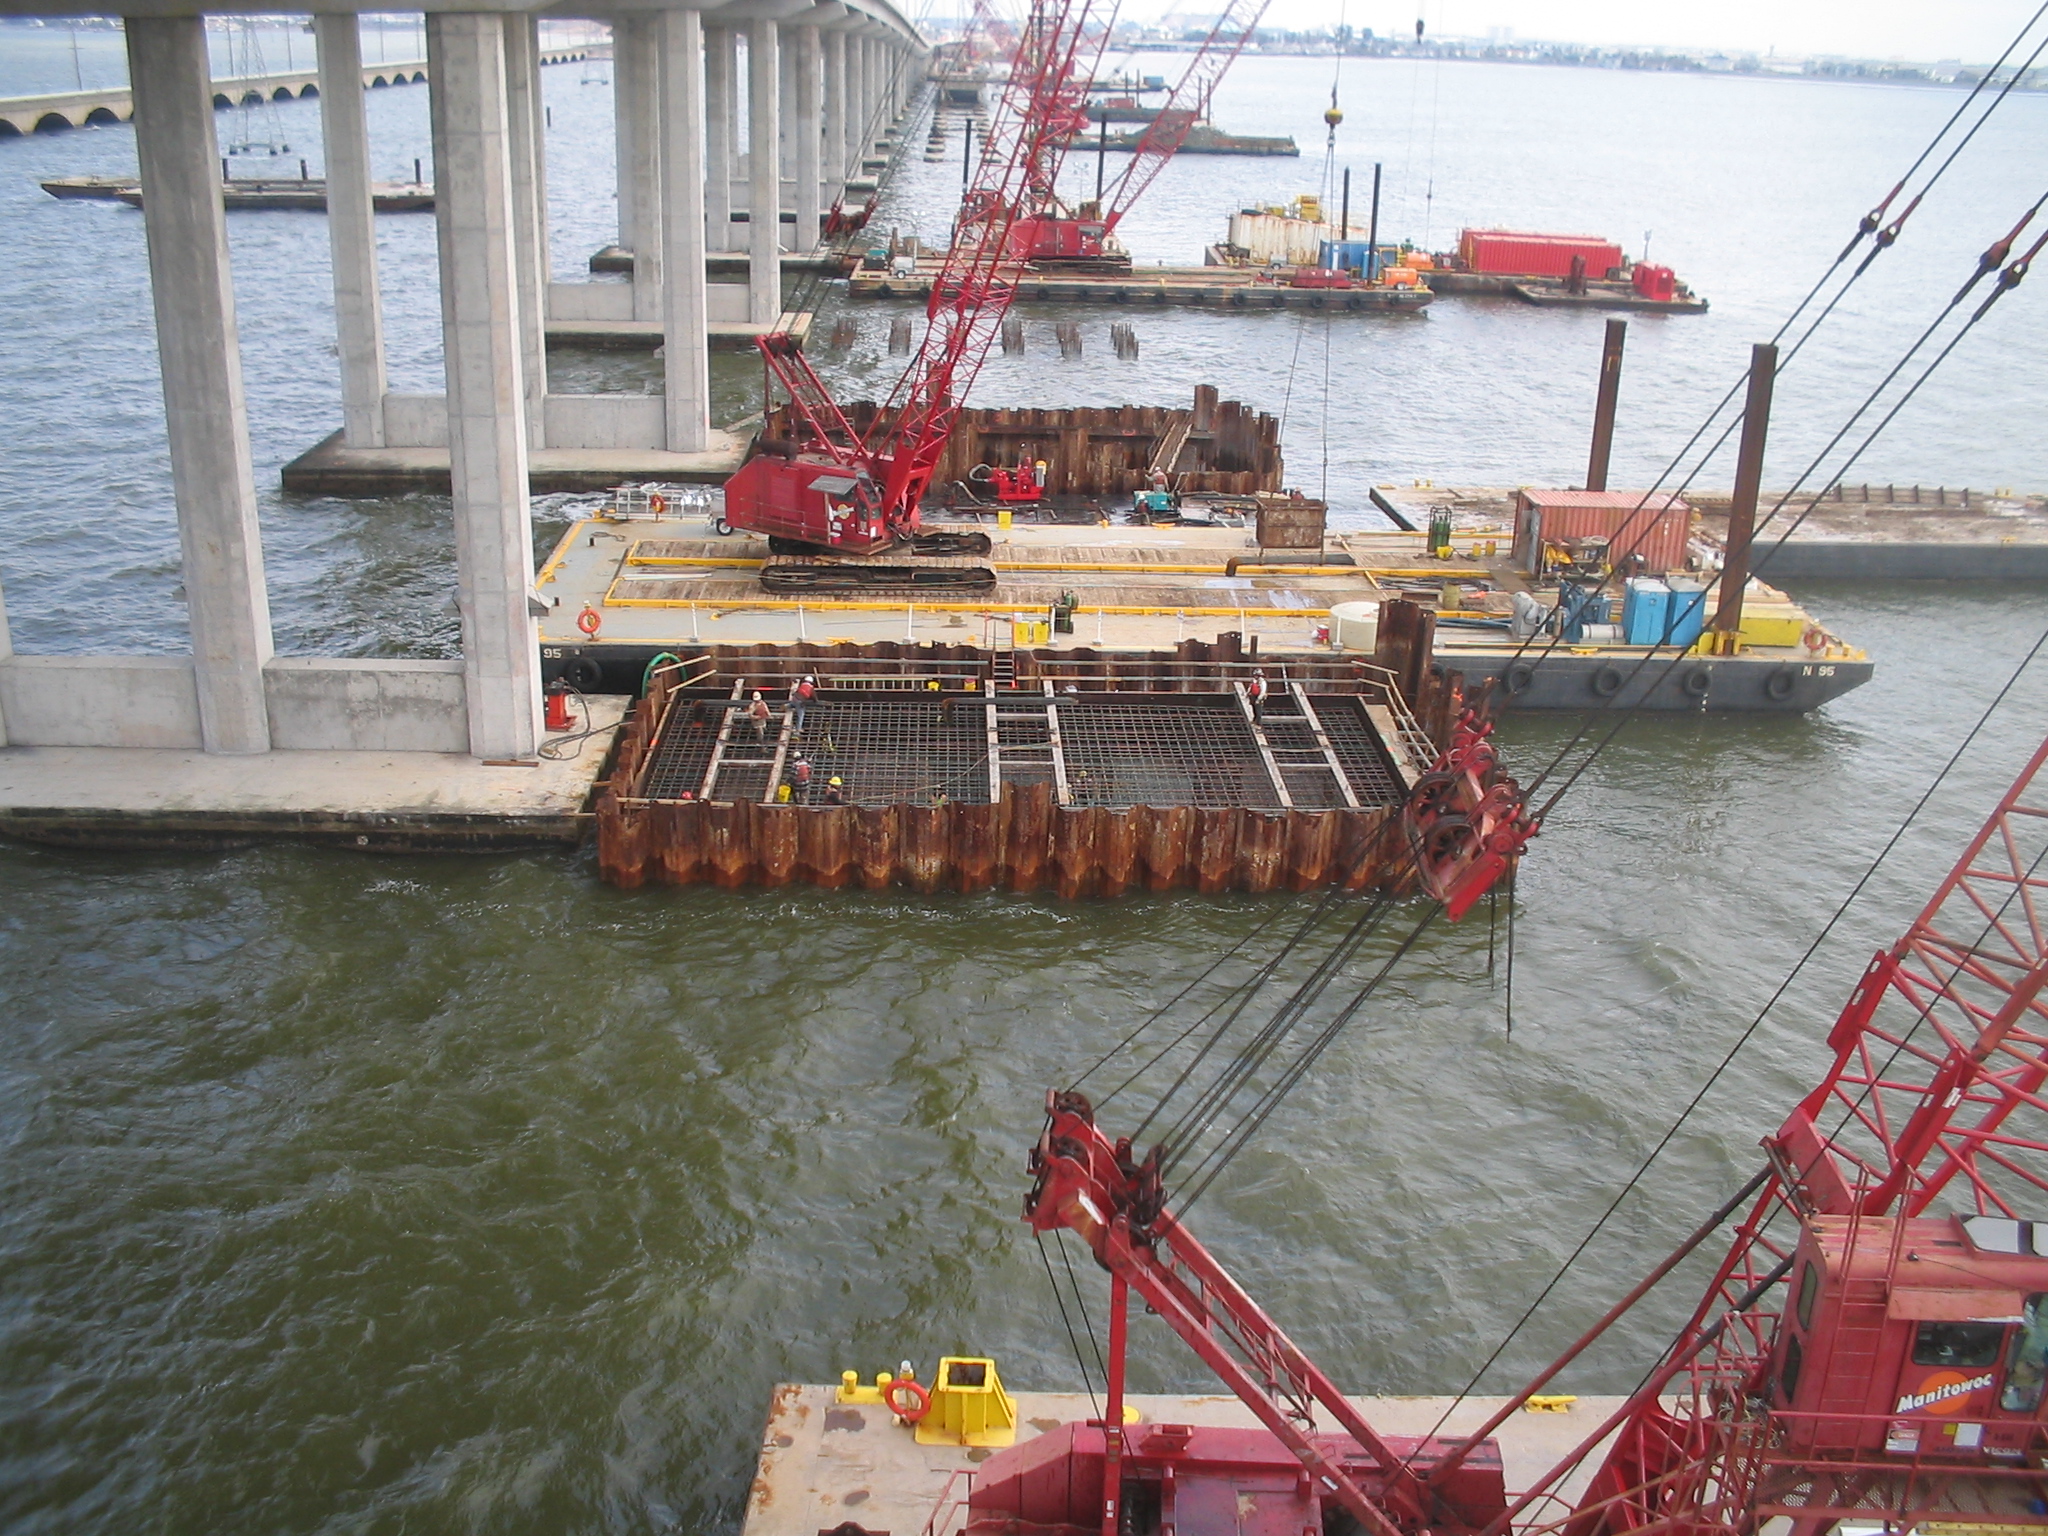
762, 385, 1284, 498
593, 613, 1465, 898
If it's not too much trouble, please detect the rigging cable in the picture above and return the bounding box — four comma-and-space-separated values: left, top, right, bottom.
1407, 610, 2048, 1448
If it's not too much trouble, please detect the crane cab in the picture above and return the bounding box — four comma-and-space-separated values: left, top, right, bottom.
1766, 1213, 2048, 1462
721, 451, 900, 555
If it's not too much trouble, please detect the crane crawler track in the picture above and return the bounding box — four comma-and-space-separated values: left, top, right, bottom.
758, 561, 999, 593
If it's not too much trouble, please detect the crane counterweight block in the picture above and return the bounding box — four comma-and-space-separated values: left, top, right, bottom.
1401, 709, 1538, 921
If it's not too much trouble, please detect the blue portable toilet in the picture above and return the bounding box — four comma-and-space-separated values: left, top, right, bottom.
1665, 578, 1713, 648
1622, 578, 1670, 646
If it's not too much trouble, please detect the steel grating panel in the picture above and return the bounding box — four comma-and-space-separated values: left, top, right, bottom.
635, 691, 1408, 809
1309, 696, 1408, 807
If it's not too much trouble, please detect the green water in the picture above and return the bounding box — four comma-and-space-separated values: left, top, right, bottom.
7, 585, 2048, 1531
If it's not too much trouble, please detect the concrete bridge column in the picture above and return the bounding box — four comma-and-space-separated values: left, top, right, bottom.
747, 15, 781, 325
659, 8, 710, 453
617, 14, 663, 322
705, 24, 735, 251
427, 12, 539, 761
127, 15, 273, 754
792, 25, 821, 251
857, 36, 875, 147
503, 13, 548, 446
822, 27, 845, 198
313, 15, 387, 450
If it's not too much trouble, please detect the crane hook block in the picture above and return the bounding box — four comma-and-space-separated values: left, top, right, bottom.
1400, 708, 1539, 921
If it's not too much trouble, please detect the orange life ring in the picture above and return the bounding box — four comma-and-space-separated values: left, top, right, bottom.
1802, 624, 1827, 653
884, 1377, 931, 1422
577, 605, 603, 637
648, 493, 667, 514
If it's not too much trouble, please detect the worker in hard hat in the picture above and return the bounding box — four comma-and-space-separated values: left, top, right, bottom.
822, 776, 847, 806
1246, 668, 1268, 723
748, 690, 771, 741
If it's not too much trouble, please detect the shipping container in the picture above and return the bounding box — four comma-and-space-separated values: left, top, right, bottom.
1458, 229, 1625, 278
1511, 490, 1693, 576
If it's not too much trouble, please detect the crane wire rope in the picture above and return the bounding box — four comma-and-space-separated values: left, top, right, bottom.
1405, 612, 2048, 1451
1119, 220, 2046, 1218
1525, 212, 2048, 818
1035, 1230, 1104, 1414
1482, 7, 2048, 703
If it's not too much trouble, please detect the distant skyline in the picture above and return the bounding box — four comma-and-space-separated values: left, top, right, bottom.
1105, 0, 2034, 64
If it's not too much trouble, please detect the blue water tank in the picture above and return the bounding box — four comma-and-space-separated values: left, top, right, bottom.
1622, 578, 1670, 646
1666, 580, 1713, 648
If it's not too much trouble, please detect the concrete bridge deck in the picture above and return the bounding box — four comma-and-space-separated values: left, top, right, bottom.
0, 47, 595, 135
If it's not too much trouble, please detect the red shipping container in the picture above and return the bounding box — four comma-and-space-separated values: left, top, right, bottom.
1633, 263, 1677, 300
1511, 490, 1693, 575
1458, 229, 1624, 278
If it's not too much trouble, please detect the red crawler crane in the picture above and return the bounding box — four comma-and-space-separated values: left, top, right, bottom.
719, 0, 1104, 561
960, 737, 2048, 1536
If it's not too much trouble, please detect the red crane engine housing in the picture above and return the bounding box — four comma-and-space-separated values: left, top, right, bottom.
1765, 1213, 2048, 1461
719, 450, 907, 555
967, 1421, 1507, 1536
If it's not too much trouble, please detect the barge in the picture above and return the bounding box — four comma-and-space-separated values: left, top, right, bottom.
43, 173, 435, 212
848, 257, 1432, 310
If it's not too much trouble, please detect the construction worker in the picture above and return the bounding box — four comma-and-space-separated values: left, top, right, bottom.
748, 690, 771, 741
1246, 668, 1267, 724
823, 776, 847, 805
789, 754, 814, 800
790, 673, 817, 735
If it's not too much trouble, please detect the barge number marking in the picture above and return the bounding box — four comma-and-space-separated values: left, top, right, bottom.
1801, 665, 1837, 677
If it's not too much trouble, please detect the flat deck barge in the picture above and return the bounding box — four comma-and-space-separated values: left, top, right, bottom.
849, 259, 1432, 312
536, 512, 1872, 716
744, 1385, 1628, 1536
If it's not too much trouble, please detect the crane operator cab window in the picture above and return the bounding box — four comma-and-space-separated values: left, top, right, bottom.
1913, 1321, 2006, 1371
2001, 1296, 2048, 1414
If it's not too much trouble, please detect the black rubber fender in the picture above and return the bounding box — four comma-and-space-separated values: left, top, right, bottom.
1765, 665, 1799, 702
1682, 665, 1713, 699
563, 656, 604, 693
1504, 662, 1536, 695
1591, 664, 1624, 699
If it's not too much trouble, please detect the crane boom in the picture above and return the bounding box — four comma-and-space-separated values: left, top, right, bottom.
1097, 0, 1268, 231
722, 0, 1104, 556
958, 729, 2048, 1536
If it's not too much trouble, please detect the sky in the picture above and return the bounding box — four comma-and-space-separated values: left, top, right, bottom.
1141, 0, 2035, 62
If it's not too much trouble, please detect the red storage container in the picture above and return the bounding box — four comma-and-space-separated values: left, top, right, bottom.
1510, 490, 1693, 575
1633, 263, 1677, 300
1458, 229, 1625, 278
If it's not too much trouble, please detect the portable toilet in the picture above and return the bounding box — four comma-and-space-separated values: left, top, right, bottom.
1622, 578, 1671, 646
1666, 578, 1712, 648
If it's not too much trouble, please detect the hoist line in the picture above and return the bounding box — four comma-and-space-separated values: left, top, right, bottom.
1091, 216, 2035, 1239
1481, 0, 2048, 692
1405, 609, 2048, 1444
1044, 7, 2048, 1205
1151, 890, 1403, 1171
1035, 1230, 1102, 1416
1173, 905, 1441, 1215
1072, 894, 1316, 1099
1527, 240, 2044, 819
1097, 895, 1351, 1112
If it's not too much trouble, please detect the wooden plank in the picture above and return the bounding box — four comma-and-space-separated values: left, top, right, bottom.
698, 677, 746, 801
760, 695, 798, 804
1232, 681, 1294, 810
1045, 694, 1072, 807
1291, 682, 1360, 809
986, 699, 1002, 804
